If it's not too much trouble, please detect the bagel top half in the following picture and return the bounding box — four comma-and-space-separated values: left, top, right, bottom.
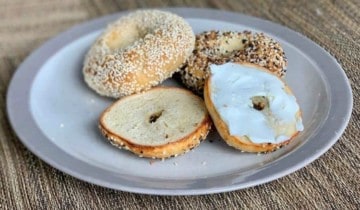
83, 10, 195, 98
204, 62, 303, 153
179, 31, 288, 94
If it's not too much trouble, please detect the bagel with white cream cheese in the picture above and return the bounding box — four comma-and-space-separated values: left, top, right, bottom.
204, 62, 303, 153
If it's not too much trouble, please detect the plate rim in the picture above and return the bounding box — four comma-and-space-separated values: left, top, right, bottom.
6, 7, 353, 195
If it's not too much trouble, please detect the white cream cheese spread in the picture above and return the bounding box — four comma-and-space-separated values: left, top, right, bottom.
209, 63, 303, 144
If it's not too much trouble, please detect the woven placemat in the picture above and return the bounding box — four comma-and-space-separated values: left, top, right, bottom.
0, 0, 359, 209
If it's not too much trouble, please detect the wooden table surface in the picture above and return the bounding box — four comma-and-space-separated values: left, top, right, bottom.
1, 0, 359, 209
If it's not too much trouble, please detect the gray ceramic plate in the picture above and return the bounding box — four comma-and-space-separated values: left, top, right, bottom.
7, 8, 352, 195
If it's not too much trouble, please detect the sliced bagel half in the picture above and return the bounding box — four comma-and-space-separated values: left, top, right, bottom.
99, 87, 211, 159
204, 62, 303, 153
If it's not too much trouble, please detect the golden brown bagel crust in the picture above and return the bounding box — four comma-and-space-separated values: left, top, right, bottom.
180, 31, 287, 94
99, 87, 212, 159
83, 10, 195, 98
204, 63, 300, 153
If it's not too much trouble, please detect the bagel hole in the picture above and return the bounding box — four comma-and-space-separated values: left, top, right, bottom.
218, 36, 247, 56
105, 27, 147, 50
149, 110, 164, 123
251, 96, 269, 111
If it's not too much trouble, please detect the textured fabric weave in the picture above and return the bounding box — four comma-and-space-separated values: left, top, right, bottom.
0, 0, 359, 209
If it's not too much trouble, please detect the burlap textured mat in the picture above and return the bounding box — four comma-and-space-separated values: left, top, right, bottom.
0, 0, 358, 209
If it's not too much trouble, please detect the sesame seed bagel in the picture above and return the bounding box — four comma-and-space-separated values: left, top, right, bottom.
204, 62, 303, 153
83, 10, 195, 98
99, 87, 211, 159
179, 31, 288, 94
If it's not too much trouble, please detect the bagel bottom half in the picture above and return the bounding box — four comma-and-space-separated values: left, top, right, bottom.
99, 87, 211, 159
204, 62, 303, 153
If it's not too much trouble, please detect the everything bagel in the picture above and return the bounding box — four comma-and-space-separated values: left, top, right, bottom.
179, 31, 288, 94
